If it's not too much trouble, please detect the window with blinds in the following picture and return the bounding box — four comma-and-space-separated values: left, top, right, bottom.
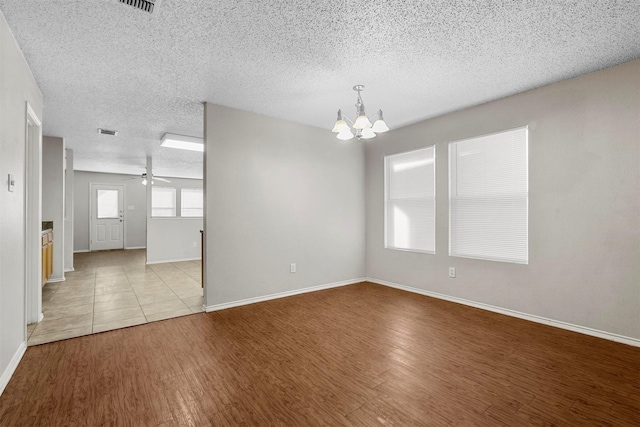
151, 187, 176, 217
385, 146, 436, 253
449, 127, 528, 264
181, 188, 203, 217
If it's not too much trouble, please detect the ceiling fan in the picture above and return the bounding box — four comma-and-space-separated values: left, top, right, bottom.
123, 173, 171, 185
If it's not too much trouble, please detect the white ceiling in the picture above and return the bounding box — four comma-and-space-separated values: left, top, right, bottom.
1, 0, 638, 178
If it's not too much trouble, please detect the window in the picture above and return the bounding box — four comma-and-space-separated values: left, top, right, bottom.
152, 187, 176, 217
385, 146, 436, 253
181, 188, 203, 217
449, 127, 528, 264
97, 189, 118, 219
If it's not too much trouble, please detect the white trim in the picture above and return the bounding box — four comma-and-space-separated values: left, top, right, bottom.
24, 101, 42, 325
73, 249, 89, 253
64, 268, 75, 272
205, 278, 365, 312
45, 277, 65, 284
367, 278, 640, 348
146, 257, 201, 265
125, 246, 146, 250
0, 342, 26, 397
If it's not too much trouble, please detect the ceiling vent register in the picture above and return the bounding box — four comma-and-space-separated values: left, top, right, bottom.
97, 128, 118, 136
118, 0, 159, 14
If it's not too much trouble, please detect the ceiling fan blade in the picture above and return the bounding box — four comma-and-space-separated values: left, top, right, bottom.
155, 177, 171, 183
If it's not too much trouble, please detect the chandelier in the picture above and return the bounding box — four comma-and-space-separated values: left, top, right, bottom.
331, 85, 389, 140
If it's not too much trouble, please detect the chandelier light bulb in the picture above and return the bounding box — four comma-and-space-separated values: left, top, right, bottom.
360, 127, 377, 139
371, 109, 389, 133
353, 115, 372, 130
332, 110, 350, 133
336, 130, 354, 140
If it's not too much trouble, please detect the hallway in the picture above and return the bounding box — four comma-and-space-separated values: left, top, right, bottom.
28, 249, 203, 345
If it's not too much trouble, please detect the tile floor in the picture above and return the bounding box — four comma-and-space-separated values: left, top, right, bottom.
27, 249, 203, 346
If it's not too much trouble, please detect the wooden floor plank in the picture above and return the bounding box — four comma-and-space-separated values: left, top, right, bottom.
1, 282, 638, 426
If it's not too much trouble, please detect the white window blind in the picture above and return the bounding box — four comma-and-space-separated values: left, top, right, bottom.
152, 187, 176, 217
385, 146, 436, 253
181, 188, 203, 217
449, 127, 528, 264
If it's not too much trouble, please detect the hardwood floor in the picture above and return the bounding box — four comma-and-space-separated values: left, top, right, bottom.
2, 282, 638, 426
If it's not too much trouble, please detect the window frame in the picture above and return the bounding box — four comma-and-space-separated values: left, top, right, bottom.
151, 186, 177, 218
384, 146, 436, 254
448, 126, 529, 264
180, 188, 204, 218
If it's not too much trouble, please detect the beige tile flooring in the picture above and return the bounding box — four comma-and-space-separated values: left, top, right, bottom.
27, 249, 203, 346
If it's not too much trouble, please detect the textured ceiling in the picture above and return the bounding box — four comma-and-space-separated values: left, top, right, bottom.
1, 0, 638, 178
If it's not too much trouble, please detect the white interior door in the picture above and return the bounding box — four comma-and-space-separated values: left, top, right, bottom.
90, 184, 124, 251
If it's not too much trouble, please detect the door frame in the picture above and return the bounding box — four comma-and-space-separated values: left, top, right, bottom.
25, 102, 43, 327
89, 183, 126, 251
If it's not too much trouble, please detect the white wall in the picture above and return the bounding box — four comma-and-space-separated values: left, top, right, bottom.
64, 149, 74, 271
73, 171, 148, 251
365, 60, 640, 341
42, 136, 65, 281
0, 10, 43, 394
146, 176, 204, 264
204, 104, 366, 308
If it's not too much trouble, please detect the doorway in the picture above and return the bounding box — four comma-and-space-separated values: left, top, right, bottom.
25, 102, 42, 327
90, 184, 125, 251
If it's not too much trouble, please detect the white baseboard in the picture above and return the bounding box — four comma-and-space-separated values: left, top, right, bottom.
0, 342, 26, 397
64, 267, 75, 272
73, 249, 89, 253
205, 278, 365, 312
146, 257, 201, 265
367, 277, 640, 348
125, 246, 146, 250
46, 277, 65, 284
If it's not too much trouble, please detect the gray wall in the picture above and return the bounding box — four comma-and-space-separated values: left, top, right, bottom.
73, 171, 148, 251
365, 60, 640, 340
42, 136, 65, 281
204, 104, 366, 307
0, 10, 43, 393
146, 176, 203, 264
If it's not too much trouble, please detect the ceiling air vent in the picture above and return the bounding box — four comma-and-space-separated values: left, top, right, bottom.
118, 0, 160, 14
97, 128, 118, 136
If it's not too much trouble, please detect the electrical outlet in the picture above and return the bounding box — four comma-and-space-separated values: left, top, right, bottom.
449, 267, 456, 278
290, 263, 296, 273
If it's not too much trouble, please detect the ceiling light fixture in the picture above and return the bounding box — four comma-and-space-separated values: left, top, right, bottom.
332, 85, 389, 141
160, 133, 204, 152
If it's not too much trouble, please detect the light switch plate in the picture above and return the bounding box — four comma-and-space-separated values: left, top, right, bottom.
8, 174, 15, 192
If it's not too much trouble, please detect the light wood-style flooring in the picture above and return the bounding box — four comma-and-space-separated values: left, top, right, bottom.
3, 282, 638, 426
28, 249, 203, 345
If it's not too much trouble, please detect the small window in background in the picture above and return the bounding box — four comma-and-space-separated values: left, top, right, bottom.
96, 189, 119, 219
181, 188, 203, 217
384, 146, 436, 253
449, 127, 528, 264
151, 187, 176, 217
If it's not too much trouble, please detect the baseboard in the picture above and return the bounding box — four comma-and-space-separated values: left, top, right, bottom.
367, 277, 640, 348
46, 277, 65, 284
73, 249, 89, 253
146, 257, 200, 265
205, 278, 365, 312
125, 246, 146, 250
64, 267, 75, 272
0, 342, 26, 397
